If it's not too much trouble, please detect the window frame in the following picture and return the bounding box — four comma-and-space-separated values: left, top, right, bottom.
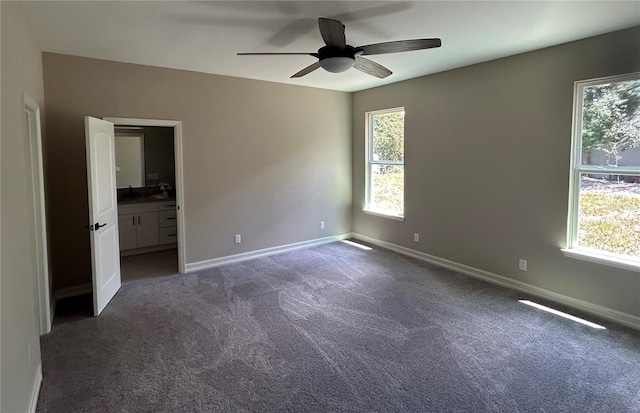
563, 72, 640, 271
364, 107, 405, 220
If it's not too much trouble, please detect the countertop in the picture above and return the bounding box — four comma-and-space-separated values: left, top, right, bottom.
117, 196, 175, 205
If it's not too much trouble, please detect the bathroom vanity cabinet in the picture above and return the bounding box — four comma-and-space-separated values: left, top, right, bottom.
117, 200, 177, 254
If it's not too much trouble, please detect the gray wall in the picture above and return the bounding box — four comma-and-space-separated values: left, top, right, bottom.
143, 126, 175, 187
1, 2, 46, 411
353, 26, 640, 319
42, 53, 352, 290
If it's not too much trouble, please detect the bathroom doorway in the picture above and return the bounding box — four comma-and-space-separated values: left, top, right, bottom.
105, 117, 186, 282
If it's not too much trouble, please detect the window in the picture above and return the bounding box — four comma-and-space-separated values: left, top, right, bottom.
365, 108, 405, 219
565, 72, 640, 268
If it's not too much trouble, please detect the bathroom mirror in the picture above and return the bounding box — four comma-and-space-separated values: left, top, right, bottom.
115, 133, 145, 189
115, 126, 176, 189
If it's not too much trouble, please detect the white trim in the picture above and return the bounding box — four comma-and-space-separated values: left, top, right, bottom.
23, 93, 52, 335
186, 234, 351, 272
566, 79, 582, 250
562, 248, 640, 272
103, 117, 186, 274
55, 283, 92, 300
575, 166, 640, 174
576, 71, 640, 89
103, 117, 180, 128
362, 209, 405, 221
28, 364, 42, 413
352, 233, 640, 331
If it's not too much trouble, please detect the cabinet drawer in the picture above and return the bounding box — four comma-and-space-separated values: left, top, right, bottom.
159, 227, 178, 244
158, 201, 177, 211
159, 210, 177, 228
118, 202, 158, 215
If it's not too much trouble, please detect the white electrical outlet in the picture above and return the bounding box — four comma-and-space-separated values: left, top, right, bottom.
519, 259, 528, 271
414, 233, 420, 242
234, 234, 241, 244
320, 221, 325, 230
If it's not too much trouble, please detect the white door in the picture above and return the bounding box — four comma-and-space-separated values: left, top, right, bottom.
85, 116, 121, 315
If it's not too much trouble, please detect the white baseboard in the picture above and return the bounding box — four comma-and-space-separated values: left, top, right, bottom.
186, 233, 352, 272
352, 233, 640, 331
55, 283, 92, 300
28, 364, 42, 413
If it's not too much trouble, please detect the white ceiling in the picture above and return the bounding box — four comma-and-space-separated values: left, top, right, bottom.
21, 1, 640, 92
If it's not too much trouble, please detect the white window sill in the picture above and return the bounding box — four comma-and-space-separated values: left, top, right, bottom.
363, 209, 405, 221
561, 248, 640, 272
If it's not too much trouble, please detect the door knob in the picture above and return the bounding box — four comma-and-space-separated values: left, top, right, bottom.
95, 222, 107, 230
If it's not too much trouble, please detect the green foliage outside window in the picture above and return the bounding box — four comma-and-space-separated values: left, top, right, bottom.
372, 111, 404, 162
579, 187, 640, 259
371, 166, 404, 215
582, 80, 640, 165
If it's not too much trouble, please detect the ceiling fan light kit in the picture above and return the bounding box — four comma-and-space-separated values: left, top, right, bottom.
238, 18, 441, 80
320, 56, 355, 73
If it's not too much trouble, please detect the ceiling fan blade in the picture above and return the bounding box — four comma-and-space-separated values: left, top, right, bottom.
354, 56, 392, 79
291, 61, 321, 78
237, 52, 318, 56
358, 38, 441, 55
318, 18, 346, 48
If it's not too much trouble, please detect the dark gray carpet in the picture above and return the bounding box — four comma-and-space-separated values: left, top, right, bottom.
37, 241, 640, 412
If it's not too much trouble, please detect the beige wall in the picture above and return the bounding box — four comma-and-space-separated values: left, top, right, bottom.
1, 2, 46, 411
42, 53, 352, 290
353, 27, 640, 318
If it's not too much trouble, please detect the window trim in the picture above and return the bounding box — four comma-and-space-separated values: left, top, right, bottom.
565, 71, 640, 268
561, 247, 640, 273
364, 107, 405, 220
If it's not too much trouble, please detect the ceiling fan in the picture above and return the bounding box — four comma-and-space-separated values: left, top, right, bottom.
238, 18, 441, 79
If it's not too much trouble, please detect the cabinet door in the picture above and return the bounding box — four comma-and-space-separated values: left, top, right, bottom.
118, 214, 138, 251
136, 211, 160, 248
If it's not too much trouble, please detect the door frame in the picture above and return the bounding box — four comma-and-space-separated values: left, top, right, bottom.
103, 117, 186, 274
23, 93, 52, 334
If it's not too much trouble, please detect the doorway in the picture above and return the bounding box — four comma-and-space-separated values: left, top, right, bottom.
104, 117, 186, 280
